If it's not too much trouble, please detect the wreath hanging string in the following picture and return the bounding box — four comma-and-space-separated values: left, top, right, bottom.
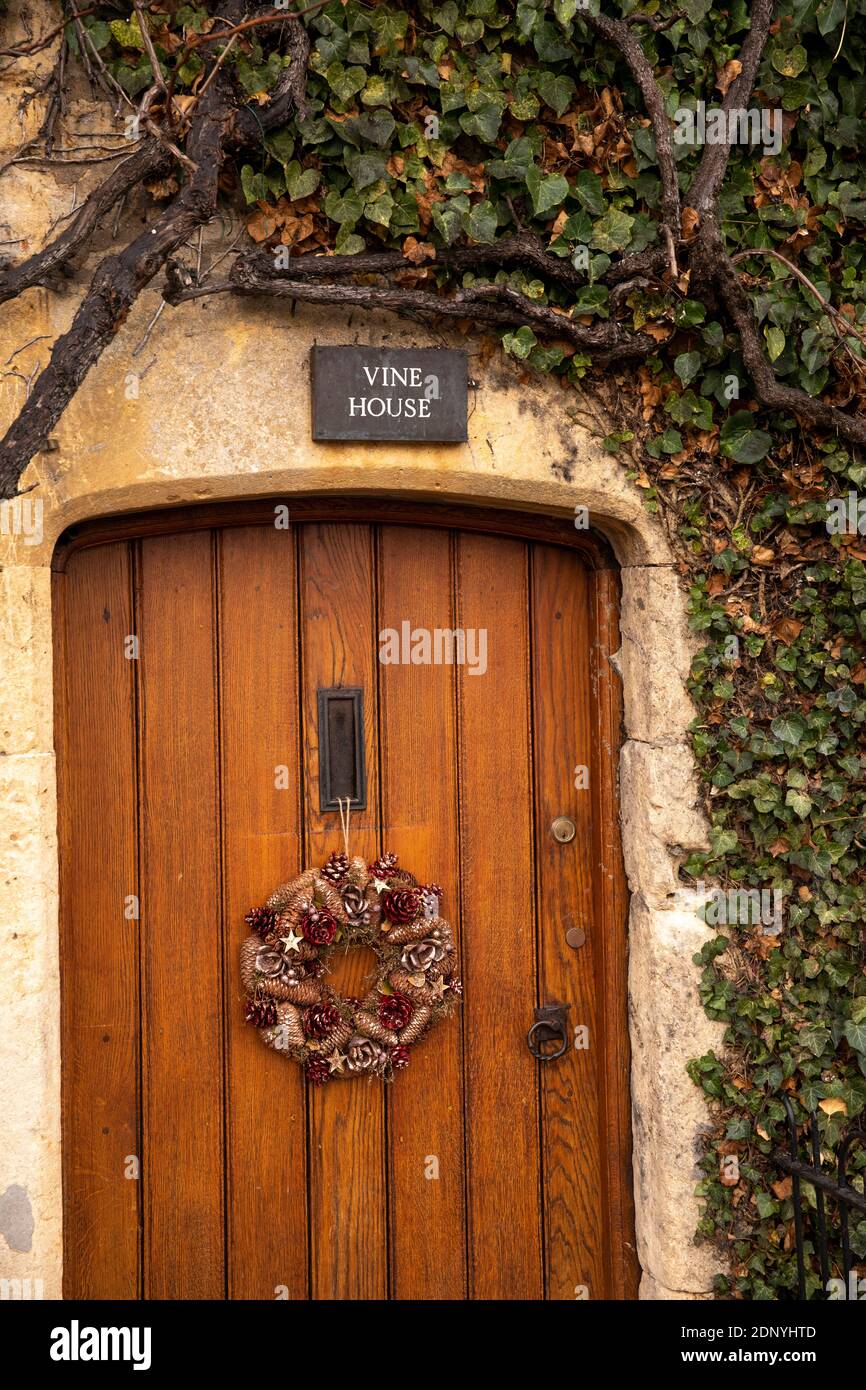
241, 801, 462, 1084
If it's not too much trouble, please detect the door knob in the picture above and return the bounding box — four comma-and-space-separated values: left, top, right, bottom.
551, 816, 576, 843
526, 1002, 570, 1061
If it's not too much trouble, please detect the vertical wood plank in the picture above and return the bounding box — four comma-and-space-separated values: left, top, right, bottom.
592, 566, 640, 1300
377, 526, 467, 1300
219, 525, 308, 1300
530, 543, 604, 1299
137, 531, 225, 1298
58, 545, 140, 1299
298, 522, 386, 1300
455, 533, 543, 1300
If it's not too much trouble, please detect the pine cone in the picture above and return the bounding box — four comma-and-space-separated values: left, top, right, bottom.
386, 869, 418, 891
419, 893, 438, 921
306, 1058, 330, 1086
446, 974, 463, 997
321, 850, 349, 883
245, 998, 277, 1028
379, 918, 431, 945
390, 1045, 411, 1071
399, 1004, 431, 1046
354, 1011, 398, 1046
262, 976, 324, 1005
346, 855, 370, 888
346, 1035, 389, 1074
383, 888, 421, 925
245, 906, 277, 937
315, 1019, 353, 1053
259, 1002, 306, 1052
341, 882, 373, 931
240, 935, 261, 994
369, 851, 398, 877
267, 868, 319, 914
304, 1002, 341, 1039
300, 905, 338, 946
379, 992, 413, 1031
388, 969, 437, 1005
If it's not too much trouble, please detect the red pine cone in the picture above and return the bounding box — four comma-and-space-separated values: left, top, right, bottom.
322, 850, 349, 883
300, 905, 338, 946
245, 998, 277, 1028
304, 1002, 341, 1039
369, 851, 398, 877
379, 992, 413, 1031
421, 882, 443, 900
245, 906, 277, 937
390, 1045, 411, 1071
446, 974, 463, 997
306, 1058, 330, 1087
382, 888, 421, 925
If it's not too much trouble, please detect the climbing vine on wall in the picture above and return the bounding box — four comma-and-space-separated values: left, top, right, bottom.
1, 0, 865, 1298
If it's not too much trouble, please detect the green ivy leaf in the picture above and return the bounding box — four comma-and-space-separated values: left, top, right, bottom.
785, 788, 813, 817
573, 171, 605, 216
590, 208, 635, 253
467, 200, 499, 243
771, 714, 807, 745
502, 325, 538, 359
526, 166, 569, 216
770, 42, 807, 78
240, 165, 270, 205
720, 411, 773, 464
536, 72, 576, 117
674, 351, 702, 387
286, 162, 320, 200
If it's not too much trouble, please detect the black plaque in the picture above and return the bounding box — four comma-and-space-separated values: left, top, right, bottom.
311, 346, 467, 442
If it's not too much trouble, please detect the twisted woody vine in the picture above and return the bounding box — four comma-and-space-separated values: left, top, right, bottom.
241, 850, 461, 1083
2, 0, 866, 1300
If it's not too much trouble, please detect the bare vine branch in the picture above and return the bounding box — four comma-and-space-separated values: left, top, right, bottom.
0, 141, 170, 305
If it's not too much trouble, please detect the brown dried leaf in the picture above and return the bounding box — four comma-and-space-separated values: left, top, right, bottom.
681, 206, 700, 240
772, 617, 803, 644
402, 236, 436, 265
819, 1098, 848, 1117
717, 59, 742, 96
751, 546, 776, 567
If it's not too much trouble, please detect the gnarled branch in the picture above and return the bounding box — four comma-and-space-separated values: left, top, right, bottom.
0, 140, 169, 305
694, 218, 866, 446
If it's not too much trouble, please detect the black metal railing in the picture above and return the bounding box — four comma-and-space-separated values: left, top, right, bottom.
774, 1095, 866, 1300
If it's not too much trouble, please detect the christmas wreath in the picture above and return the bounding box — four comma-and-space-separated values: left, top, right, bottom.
241, 849, 461, 1084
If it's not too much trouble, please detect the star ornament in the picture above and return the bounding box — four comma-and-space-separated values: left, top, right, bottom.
279, 928, 304, 954
326, 1049, 348, 1075
429, 975, 448, 1000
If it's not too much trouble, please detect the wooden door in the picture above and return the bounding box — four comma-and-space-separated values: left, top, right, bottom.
54, 498, 637, 1301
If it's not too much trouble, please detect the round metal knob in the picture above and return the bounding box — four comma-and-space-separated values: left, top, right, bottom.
551, 816, 576, 844
565, 926, 586, 950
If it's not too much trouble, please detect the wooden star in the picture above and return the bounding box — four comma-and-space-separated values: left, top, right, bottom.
279, 928, 304, 954
371, 877, 391, 895
429, 975, 447, 1000
326, 1049, 348, 1074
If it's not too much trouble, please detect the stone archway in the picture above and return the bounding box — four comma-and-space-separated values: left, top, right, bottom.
0, 300, 722, 1299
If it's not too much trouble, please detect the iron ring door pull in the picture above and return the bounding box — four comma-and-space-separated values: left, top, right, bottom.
526, 1002, 570, 1061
